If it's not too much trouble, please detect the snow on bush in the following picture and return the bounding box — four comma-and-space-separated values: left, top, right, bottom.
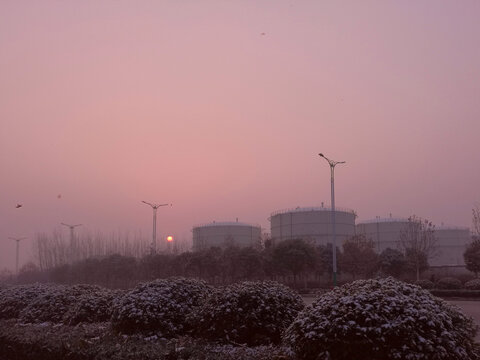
465, 278, 480, 290
111, 277, 209, 336
191, 281, 304, 345
436, 277, 463, 290
20, 284, 110, 324
283, 277, 479, 360
64, 286, 121, 325
414, 279, 434, 289
0, 283, 56, 319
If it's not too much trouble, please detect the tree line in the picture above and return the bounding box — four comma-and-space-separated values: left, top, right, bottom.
2, 213, 479, 288
7, 238, 441, 289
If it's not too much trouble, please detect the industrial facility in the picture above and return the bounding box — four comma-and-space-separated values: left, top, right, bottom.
192, 221, 262, 251
355, 218, 411, 253
431, 226, 471, 266
356, 218, 471, 267
190, 205, 472, 269
269, 205, 356, 247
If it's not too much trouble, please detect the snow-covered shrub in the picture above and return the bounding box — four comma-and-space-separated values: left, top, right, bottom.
465, 278, 480, 290
111, 277, 209, 335
20, 284, 106, 323
64, 286, 121, 325
415, 279, 434, 289
436, 277, 463, 290
191, 281, 304, 345
284, 277, 479, 360
0, 283, 55, 319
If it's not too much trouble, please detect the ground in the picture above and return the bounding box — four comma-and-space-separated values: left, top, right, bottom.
449, 300, 480, 342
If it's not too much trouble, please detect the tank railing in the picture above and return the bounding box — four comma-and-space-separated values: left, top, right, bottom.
357, 218, 409, 224
270, 206, 355, 217
192, 221, 262, 229
435, 225, 470, 231
357, 219, 470, 231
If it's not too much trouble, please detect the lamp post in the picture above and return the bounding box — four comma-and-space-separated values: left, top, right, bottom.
319, 153, 345, 287
61, 223, 82, 263
8, 237, 27, 275
142, 201, 171, 254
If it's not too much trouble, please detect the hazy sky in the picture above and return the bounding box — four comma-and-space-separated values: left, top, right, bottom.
1, 1, 480, 270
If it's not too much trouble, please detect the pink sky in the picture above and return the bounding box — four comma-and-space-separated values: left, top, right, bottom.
1, 1, 480, 270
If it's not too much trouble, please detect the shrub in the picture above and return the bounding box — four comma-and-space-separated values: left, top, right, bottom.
64, 286, 121, 325
111, 277, 209, 336
283, 277, 479, 360
202, 344, 294, 360
0, 320, 296, 360
415, 279, 434, 289
20, 284, 106, 323
436, 277, 463, 290
191, 280, 304, 345
465, 278, 480, 291
0, 283, 55, 319
430, 289, 480, 298
457, 273, 476, 284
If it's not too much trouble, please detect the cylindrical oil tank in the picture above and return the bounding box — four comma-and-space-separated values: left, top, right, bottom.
356, 219, 471, 267
269, 206, 356, 246
430, 226, 471, 266
356, 218, 410, 253
192, 221, 262, 251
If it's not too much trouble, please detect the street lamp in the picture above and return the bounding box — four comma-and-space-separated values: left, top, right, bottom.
61, 223, 82, 263
142, 201, 171, 254
8, 237, 27, 275
319, 153, 345, 287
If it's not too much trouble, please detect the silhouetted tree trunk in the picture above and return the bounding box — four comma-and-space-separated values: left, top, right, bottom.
399, 216, 436, 281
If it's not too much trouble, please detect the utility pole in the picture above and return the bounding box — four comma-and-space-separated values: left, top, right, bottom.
61, 223, 82, 263
319, 153, 345, 287
142, 201, 171, 254
9, 237, 27, 275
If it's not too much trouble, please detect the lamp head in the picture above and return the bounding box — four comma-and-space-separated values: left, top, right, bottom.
319, 153, 324, 157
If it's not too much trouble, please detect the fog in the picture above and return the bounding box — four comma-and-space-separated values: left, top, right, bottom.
1, 1, 480, 270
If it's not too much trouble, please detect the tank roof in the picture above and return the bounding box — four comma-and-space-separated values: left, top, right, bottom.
357, 218, 409, 225
270, 206, 356, 217
193, 221, 261, 229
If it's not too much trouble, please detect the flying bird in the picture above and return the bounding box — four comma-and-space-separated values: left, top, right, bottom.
15, 204, 22, 208
57, 194, 62, 199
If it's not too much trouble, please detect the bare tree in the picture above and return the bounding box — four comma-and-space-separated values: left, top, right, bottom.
399, 215, 436, 281
464, 239, 480, 278
464, 206, 480, 278
33, 230, 69, 270
33, 229, 150, 270
473, 204, 480, 239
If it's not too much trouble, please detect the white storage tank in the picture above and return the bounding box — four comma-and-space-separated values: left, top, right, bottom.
430, 226, 471, 266
192, 221, 262, 251
269, 205, 356, 247
356, 219, 471, 267
356, 218, 410, 253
